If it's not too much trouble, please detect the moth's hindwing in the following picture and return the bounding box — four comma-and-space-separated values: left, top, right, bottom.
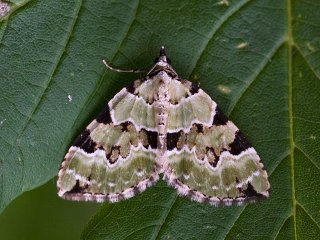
164, 79, 270, 206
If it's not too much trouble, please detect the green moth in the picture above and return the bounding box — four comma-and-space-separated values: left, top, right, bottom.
57, 47, 270, 206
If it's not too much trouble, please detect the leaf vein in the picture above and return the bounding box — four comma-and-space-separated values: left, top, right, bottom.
269, 151, 291, 177
82, 205, 116, 239
294, 145, 320, 171
187, 0, 252, 78
273, 214, 293, 239
287, 0, 297, 238
294, 44, 320, 80
0, 0, 83, 191
293, 116, 320, 125
123, 224, 161, 240
296, 202, 320, 230
228, 37, 285, 115
153, 193, 178, 240
223, 206, 246, 238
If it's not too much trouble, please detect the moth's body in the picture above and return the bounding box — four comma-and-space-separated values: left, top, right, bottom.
154, 72, 170, 154
57, 47, 270, 206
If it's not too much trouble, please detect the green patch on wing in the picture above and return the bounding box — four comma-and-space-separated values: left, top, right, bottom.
110, 89, 157, 129
167, 90, 215, 131
90, 122, 139, 161
187, 121, 238, 157
59, 147, 156, 195
167, 149, 268, 198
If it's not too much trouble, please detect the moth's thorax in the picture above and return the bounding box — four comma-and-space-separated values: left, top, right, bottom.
157, 60, 168, 67
153, 71, 171, 154
148, 60, 177, 78
152, 70, 173, 85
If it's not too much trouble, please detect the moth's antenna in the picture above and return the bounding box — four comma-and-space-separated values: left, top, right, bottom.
102, 60, 147, 73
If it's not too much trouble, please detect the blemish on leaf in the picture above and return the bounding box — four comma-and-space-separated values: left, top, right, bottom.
217, 0, 229, 6
306, 42, 316, 52
217, 84, 231, 94
0, 1, 10, 18
68, 94, 73, 102
236, 42, 248, 49
191, 74, 199, 81
204, 225, 217, 230
0, 118, 6, 127
310, 135, 316, 140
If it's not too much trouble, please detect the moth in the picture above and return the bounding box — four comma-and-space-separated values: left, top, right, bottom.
57, 47, 270, 206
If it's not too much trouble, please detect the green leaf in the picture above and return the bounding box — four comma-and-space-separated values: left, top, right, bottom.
0, 0, 319, 239
0, 178, 99, 240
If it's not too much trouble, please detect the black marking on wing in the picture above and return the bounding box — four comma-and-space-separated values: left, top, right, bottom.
167, 131, 183, 151
126, 81, 136, 94
146, 130, 158, 149
235, 177, 240, 184
127, 79, 155, 104
190, 82, 199, 95
120, 121, 131, 131
241, 183, 264, 198
141, 129, 158, 149
212, 106, 228, 126
132, 186, 141, 195
96, 105, 112, 124
194, 123, 204, 133
229, 131, 251, 155
206, 147, 220, 167
186, 189, 196, 199
68, 180, 87, 194
106, 146, 121, 163
169, 98, 179, 105
73, 129, 96, 153
116, 194, 125, 201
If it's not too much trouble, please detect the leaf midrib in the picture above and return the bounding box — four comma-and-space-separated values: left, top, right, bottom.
287, 0, 297, 239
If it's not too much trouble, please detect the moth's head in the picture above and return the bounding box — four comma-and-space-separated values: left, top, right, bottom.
148, 46, 176, 77
154, 46, 172, 65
